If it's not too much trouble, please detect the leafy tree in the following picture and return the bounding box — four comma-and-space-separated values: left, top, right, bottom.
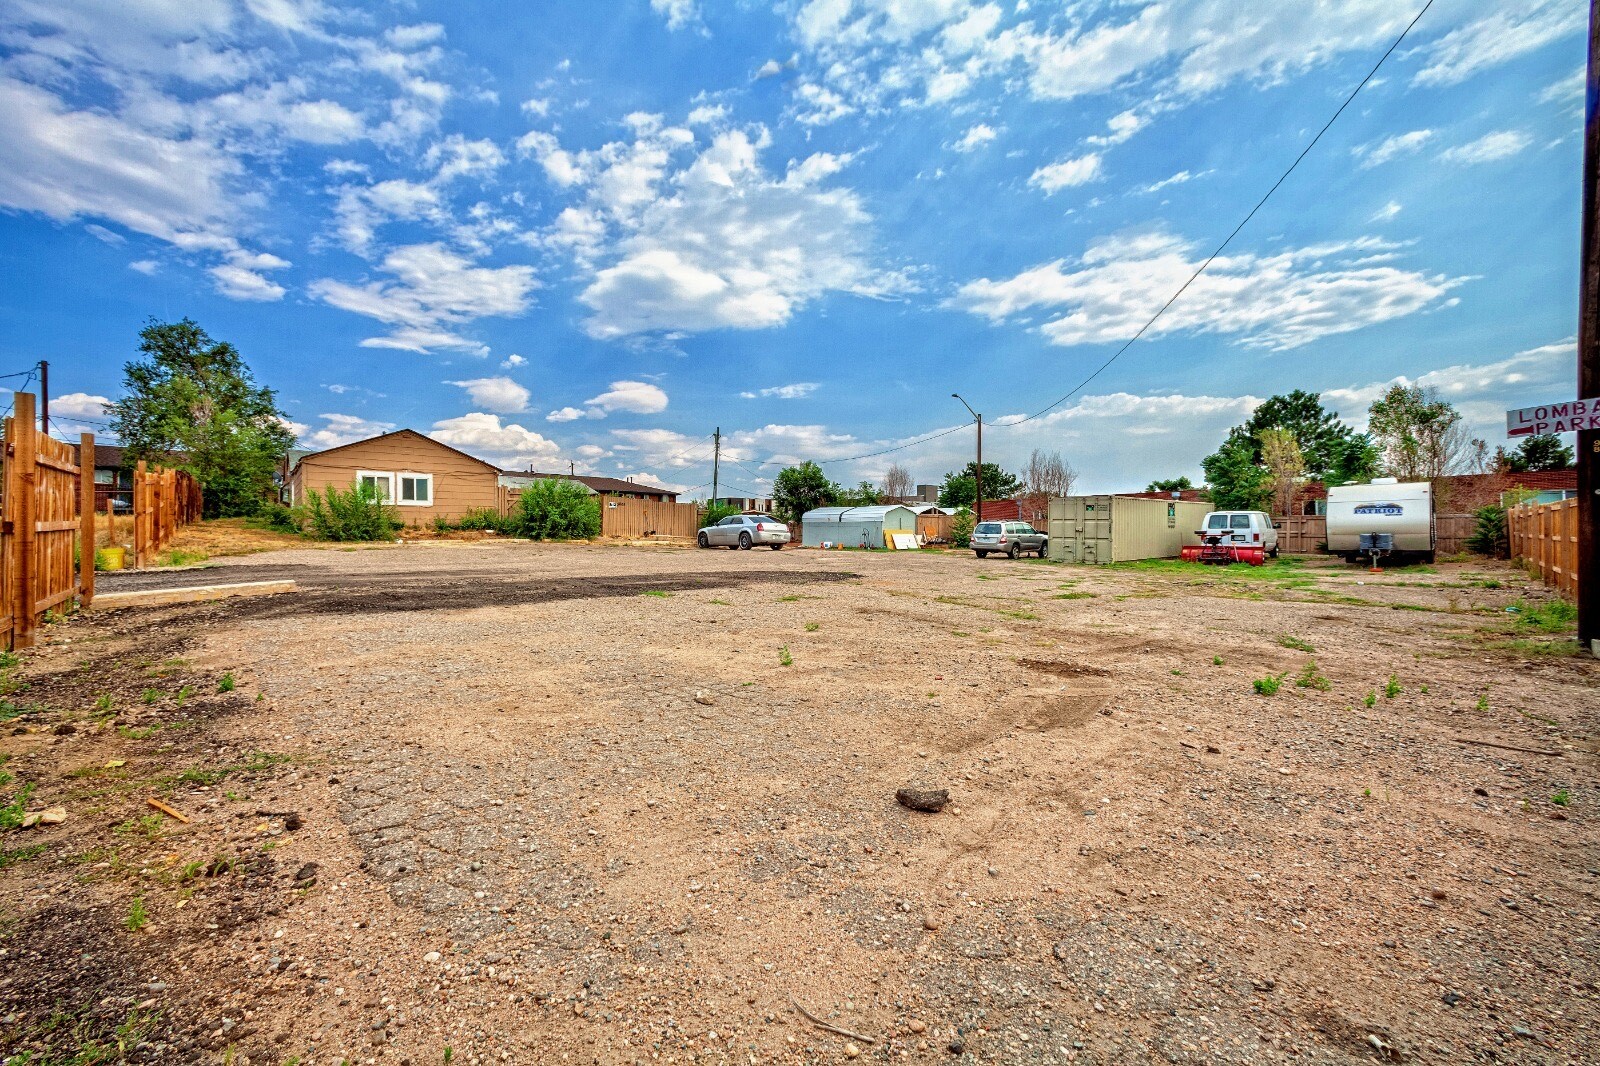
837, 481, 882, 506
1325, 434, 1382, 485
938, 462, 1021, 508
700, 501, 742, 527
951, 506, 975, 549
1145, 476, 1194, 493
106, 318, 296, 518
1238, 390, 1360, 480
507, 478, 600, 540
1259, 428, 1306, 515
773, 461, 839, 522
1201, 434, 1272, 510
1368, 384, 1469, 480
879, 462, 913, 500
1503, 433, 1574, 473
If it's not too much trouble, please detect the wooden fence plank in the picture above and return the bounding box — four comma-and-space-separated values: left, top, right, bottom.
12, 394, 37, 649
599, 497, 700, 540
1509, 498, 1579, 600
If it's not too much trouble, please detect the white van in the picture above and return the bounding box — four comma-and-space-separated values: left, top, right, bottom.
1199, 511, 1280, 557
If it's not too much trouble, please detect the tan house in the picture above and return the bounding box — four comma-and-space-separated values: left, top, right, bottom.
287, 429, 500, 524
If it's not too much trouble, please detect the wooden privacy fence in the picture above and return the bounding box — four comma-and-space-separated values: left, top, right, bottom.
1509, 498, 1578, 599
917, 511, 954, 544
600, 497, 699, 540
132, 461, 203, 567
1272, 513, 1476, 555
0, 394, 97, 648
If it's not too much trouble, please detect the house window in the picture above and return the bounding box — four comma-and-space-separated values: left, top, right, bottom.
356, 470, 393, 501
399, 473, 432, 504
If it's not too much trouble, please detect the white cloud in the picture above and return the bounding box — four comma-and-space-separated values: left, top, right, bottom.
1539, 67, 1585, 109
545, 407, 590, 423
208, 264, 287, 301
952, 228, 1466, 352
585, 380, 669, 416
1085, 108, 1146, 147
1322, 341, 1573, 434
1135, 169, 1206, 195
608, 428, 712, 467
447, 376, 531, 414
1354, 129, 1434, 168
301, 413, 397, 451
1370, 200, 1402, 222
533, 126, 905, 340
128, 259, 159, 275
52, 392, 112, 420
428, 413, 561, 468
1440, 130, 1533, 165
501, 354, 527, 368
687, 103, 729, 126
310, 243, 539, 355
651, 0, 700, 32
85, 224, 125, 245
1028, 153, 1102, 193
740, 383, 819, 399
792, 82, 855, 125
949, 124, 997, 153
1413, 1, 1583, 88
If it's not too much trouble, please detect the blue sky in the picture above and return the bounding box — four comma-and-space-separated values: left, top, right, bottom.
0, 0, 1584, 497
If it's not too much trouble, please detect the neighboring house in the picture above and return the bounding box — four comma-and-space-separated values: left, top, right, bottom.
77, 443, 134, 513
287, 429, 501, 523
500, 470, 679, 503
710, 495, 773, 512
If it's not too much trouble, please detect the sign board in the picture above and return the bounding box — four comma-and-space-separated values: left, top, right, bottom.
1506, 398, 1600, 437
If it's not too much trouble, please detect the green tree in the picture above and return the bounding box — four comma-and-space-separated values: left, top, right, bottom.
1237, 390, 1363, 480
1504, 433, 1574, 473
950, 506, 975, 549
1258, 428, 1305, 515
773, 461, 839, 523
1368, 384, 1468, 480
836, 481, 882, 506
106, 318, 296, 518
1145, 476, 1194, 493
1201, 433, 1272, 510
937, 462, 1021, 508
1325, 434, 1382, 486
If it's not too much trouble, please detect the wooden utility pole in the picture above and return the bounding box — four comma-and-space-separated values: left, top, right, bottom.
1581, 0, 1600, 656
711, 427, 721, 506
38, 360, 47, 435
952, 394, 983, 523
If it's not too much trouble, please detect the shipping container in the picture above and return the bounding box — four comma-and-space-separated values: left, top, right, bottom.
1047, 495, 1212, 564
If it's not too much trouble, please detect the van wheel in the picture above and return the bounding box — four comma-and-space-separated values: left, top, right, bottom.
1268, 545, 1279, 559
1008, 542, 1021, 559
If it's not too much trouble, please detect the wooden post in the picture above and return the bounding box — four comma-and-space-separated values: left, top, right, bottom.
13, 393, 36, 649
134, 460, 148, 568
79, 432, 95, 606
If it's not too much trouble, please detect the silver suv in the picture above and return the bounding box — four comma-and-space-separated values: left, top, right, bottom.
971, 520, 1048, 559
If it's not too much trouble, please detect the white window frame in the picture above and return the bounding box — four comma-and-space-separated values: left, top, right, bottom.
355, 470, 394, 502
397, 472, 433, 506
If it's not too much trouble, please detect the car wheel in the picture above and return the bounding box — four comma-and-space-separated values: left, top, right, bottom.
739, 531, 752, 550
1008, 542, 1021, 559
698, 532, 709, 548
769, 543, 782, 550
975, 550, 988, 558
1038, 541, 1049, 558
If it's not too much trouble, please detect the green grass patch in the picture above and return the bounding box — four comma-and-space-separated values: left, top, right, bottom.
1278, 635, 1315, 653
1511, 598, 1578, 633
124, 896, 149, 932
1052, 591, 1096, 600
0, 842, 47, 869
1295, 660, 1331, 691
217, 673, 236, 693
1252, 674, 1285, 696
640, 589, 671, 598
804, 622, 819, 632
778, 646, 793, 667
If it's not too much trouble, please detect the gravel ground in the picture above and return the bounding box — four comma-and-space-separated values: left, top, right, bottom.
2, 540, 1597, 1065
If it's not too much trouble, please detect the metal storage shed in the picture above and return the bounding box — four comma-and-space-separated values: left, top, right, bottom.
1047, 495, 1213, 564
801, 504, 920, 548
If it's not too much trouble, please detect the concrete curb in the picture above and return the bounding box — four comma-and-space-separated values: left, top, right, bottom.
88, 580, 297, 611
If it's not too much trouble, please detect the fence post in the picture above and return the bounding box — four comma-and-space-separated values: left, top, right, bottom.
79, 432, 95, 607
13, 394, 36, 649
134, 460, 148, 568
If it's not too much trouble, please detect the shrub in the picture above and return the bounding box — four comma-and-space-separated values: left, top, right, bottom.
1252, 674, 1284, 696
304, 484, 399, 542
1467, 505, 1508, 558
505, 479, 600, 541
701, 502, 742, 528
951, 506, 975, 549
455, 507, 507, 533
258, 501, 301, 533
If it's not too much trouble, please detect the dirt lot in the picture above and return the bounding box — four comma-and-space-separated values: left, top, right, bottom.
2, 541, 1596, 1065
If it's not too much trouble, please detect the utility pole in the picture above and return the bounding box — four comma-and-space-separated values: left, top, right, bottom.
953, 392, 979, 521
569, 461, 575, 477
712, 427, 721, 506
1580, 0, 1600, 656
38, 360, 48, 435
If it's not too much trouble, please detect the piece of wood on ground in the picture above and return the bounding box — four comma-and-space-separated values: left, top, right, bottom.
147, 797, 191, 823
789, 997, 875, 1044
88, 580, 297, 611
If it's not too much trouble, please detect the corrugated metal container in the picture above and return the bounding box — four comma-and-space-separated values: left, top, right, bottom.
800, 504, 920, 548
1048, 495, 1211, 563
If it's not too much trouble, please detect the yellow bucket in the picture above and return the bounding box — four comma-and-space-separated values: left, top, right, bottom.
97, 546, 126, 571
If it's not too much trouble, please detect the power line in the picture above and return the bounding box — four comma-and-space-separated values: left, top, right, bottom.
997, 0, 1436, 429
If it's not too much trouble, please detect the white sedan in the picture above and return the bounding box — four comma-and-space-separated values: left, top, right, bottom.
697, 514, 790, 550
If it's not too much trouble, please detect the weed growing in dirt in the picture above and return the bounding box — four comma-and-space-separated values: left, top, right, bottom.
951, 630, 970, 637
1476, 694, 1490, 712
1363, 788, 1372, 798
1384, 674, 1402, 698
114, 813, 164, 842
1363, 691, 1377, 708
777, 594, 802, 602
999, 609, 1039, 620
93, 693, 113, 714
1512, 598, 1578, 633
1053, 592, 1095, 599
1552, 788, 1572, 807
1296, 661, 1331, 691
1278, 635, 1315, 653
709, 598, 731, 606
1252, 674, 1285, 696
175, 685, 196, 706
0, 752, 11, 788
174, 767, 230, 787
1212, 655, 1224, 666
804, 622, 819, 632
140, 688, 159, 705
0, 782, 35, 830
778, 646, 793, 667
124, 896, 149, 932
444, 1048, 455, 1064
117, 724, 159, 740
640, 590, 671, 598
155, 548, 209, 567
0, 842, 47, 869
218, 673, 236, 693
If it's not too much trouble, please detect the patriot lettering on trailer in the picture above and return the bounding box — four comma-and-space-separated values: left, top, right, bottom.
1505, 397, 1600, 437
1353, 502, 1404, 516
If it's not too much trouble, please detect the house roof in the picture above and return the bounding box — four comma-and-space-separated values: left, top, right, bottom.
502, 470, 678, 497
291, 428, 501, 477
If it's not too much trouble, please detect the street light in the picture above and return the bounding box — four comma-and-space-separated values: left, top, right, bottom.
951, 393, 982, 523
